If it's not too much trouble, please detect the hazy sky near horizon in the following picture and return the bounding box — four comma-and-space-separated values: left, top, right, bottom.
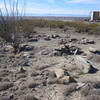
0, 0, 100, 16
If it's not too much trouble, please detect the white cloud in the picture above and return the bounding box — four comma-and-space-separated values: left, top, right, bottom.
64, 0, 99, 4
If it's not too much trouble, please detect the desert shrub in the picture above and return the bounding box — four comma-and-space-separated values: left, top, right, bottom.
0, 0, 26, 54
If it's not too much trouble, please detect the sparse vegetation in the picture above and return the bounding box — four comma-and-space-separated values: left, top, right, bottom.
6, 19, 100, 36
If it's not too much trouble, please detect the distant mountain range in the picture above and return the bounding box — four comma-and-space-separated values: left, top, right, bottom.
23, 15, 89, 21
26, 13, 89, 17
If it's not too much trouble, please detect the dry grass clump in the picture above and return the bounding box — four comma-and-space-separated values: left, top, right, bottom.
0, 0, 26, 54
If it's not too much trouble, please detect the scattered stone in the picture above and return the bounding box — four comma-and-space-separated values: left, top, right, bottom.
80, 83, 94, 96
89, 47, 97, 53
0, 70, 10, 77
52, 34, 60, 39
69, 38, 78, 43
76, 82, 86, 89
89, 47, 100, 55
19, 44, 34, 52
25, 45, 34, 51
28, 38, 38, 42
87, 39, 95, 44
19, 67, 26, 73
51, 50, 62, 56
23, 59, 31, 66
4, 45, 13, 52
16, 73, 27, 80
36, 64, 51, 70
80, 38, 95, 44
21, 94, 39, 100
85, 95, 100, 100
0, 94, 14, 100
27, 81, 40, 88
89, 89, 100, 95
31, 71, 40, 77
64, 83, 78, 96
47, 71, 57, 84
54, 44, 82, 56
47, 77, 58, 84
75, 56, 98, 73
58, 38, 69, 44
44, 35, 51, 41
0, 82, 13, 91
53, 68, 69, 78
52, 68, 76, 84
22, 52, 31, 58
41, 49, 51, 55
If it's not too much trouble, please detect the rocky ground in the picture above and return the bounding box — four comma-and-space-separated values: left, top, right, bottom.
0, 27, 100, 100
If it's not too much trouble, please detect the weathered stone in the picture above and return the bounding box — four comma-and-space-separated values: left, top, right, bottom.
58, 76, 76, 84
54, 68, 66, 79
89, 47, 97, 53
75, 56, 98, 73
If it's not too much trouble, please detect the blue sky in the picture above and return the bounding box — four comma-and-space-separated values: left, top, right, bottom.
0, 0, 100, 16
